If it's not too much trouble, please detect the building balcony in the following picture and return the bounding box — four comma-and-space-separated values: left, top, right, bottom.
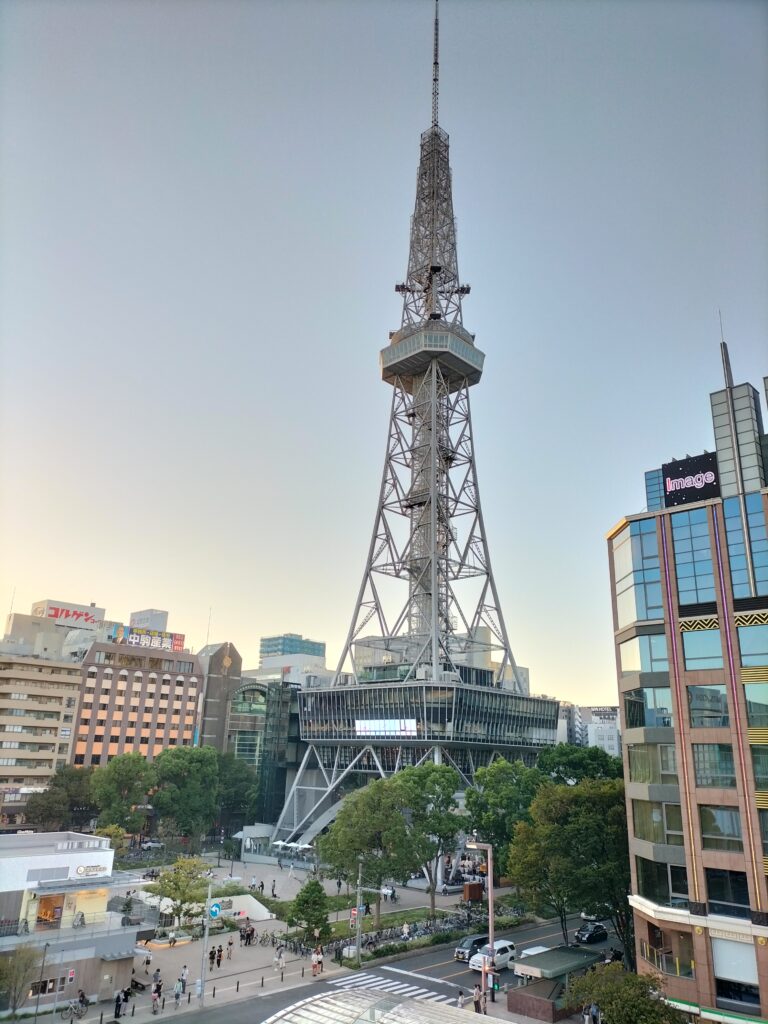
0, 910, 136, 952
639, 940, 695, 979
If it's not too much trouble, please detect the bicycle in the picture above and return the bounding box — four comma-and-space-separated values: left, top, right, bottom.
61, 1001, 88, 1020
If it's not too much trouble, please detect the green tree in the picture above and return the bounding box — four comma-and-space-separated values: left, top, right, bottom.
536, 743, 623, 785
464, 758, 544, 879
49, 766, 96, 828
0, 944, 42, 1018
144, 857, 209, 926
390, 763, 462, 918
507, 800, 573, 944
24, 788, 70, 830
289, 880, 331, 943
90, 753, 156, 831
507, 779, 634, 961
152, 746, 219, 838
95, 824, 128, 850
318, 778, 409, 926
568, 963, 686, 1024
216, 752, 257, 829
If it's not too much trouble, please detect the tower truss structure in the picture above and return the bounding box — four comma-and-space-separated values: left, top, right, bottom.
273, 2, 558, 843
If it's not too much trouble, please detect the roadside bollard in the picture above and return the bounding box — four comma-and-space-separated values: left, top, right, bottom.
236, 981, 239, 992
261, 977, 264, 988
301, 967, 304, 978
187, 994, 190, 1005
280, 970, 284, 983
212, 988, 215, 999
132, 1005, 135, 1016
100, 1013, 104, 1024
162, 998, 165, 1011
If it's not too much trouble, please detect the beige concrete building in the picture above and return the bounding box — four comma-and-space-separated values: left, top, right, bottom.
0, 655, 82, 827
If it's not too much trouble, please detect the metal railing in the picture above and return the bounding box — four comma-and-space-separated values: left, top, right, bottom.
0, 911, 136, 951
639, 940, 695, 979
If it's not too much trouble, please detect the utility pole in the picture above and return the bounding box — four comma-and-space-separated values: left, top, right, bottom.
199, 882, 212, 1007
467, 836, 496, 1002
355, 857, 363, 967
33, 942, 50, 1024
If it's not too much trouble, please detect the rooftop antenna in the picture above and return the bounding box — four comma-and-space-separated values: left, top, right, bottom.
432, 0, 439, 127
719, 308, 734, 388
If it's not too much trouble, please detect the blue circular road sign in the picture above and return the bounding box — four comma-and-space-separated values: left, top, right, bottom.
209, 903, 221, 919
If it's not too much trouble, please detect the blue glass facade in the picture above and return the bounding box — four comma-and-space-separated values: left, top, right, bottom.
613, 519, 663, 629
723, 493, 768, 598
671, 507, 716, 605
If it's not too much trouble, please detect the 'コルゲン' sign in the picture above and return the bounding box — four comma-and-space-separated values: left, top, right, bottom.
662, 452, 720, 508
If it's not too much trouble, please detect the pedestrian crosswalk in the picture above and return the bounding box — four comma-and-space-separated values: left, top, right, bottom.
326, 971, 457, 1005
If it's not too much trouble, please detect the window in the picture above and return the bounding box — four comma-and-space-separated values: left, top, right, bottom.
636, 856, 688, 908
628, 744, 678, 785
706, 868, 750, 918
738, 625, 768, 668
688, 684, 729, 728
726, 494, 768, 599
682, 629, 724, 670
759, 810, 768, 855
74, 755, 84, 765
612, 520, 663, 629
750, 745, 768, 789
672, 507, 715, 604
715, 979, 760, 1011
744, 683, 768, 727
693, 744, 735, 787
619, 634, 668, 675
632, 801, 683, 846
699, 805, 743, 851
624, 687, 673, 728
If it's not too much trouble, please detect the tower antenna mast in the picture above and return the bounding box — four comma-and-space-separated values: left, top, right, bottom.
432, 0, 439, 127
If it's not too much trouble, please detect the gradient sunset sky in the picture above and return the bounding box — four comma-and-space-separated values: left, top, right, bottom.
1, 0, 766, 704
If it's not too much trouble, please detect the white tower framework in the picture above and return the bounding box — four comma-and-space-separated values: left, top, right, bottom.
273, 3, 558, 843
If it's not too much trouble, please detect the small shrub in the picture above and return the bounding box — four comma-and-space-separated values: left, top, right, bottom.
371, 942, 409, 958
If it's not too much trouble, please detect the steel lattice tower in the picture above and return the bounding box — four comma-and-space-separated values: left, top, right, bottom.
273, 2, 558, 843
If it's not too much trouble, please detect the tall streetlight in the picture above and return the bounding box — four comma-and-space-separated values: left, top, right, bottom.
33, 941, 50, 1024
466, 834, 496, 1003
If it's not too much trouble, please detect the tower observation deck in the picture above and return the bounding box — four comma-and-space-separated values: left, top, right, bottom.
273, 3, 558, 844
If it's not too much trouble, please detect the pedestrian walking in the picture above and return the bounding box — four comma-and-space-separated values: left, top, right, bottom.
151, 990, 159, 1015
316, 946, 324, 974
457, 990, 465, 1009
590, 1002, 600, 1024
226, 936, 234, 959
155, 979, 163, 999
473, 984, 481, 1014
271, 880, 276, 898
311, 949, 318, 977
152, 968, 160, 986
239, 926, 246, 947
336, 878, 342, 896
215, 944, 223, 968
114, 992, 122, 1018
480, 990, 487, 1015
250, 876, 256, 891
208, 948, 215, 972
144, 952, 152, 975
277, 857, 283, 870
180, 966, 189, 994
258, 880, 264, 895
288, 861, 294, 880
173, 979, 182, 1009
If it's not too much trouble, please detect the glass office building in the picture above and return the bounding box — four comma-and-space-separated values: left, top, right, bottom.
609, 351, 768, 1020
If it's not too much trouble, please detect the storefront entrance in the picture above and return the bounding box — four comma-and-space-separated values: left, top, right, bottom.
36, 893, 64, 930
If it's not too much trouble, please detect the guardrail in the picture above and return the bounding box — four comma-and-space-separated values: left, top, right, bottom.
639, 940, 695, 979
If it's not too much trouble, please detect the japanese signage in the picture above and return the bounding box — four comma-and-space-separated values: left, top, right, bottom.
74, 864, 109, 877
108, 624, 185, 652
662, 452, 720, 508
31, 600, 105, 630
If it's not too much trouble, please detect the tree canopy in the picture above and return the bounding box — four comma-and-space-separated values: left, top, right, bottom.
152, 746, 219, 837
289, 880, 331, 943
317, 778, 409, 925
90, 752, 156, 831
464, 757, 544, 878
24, 766, 96, 831
390, 763, 461, 917
143, 857, 209, 926
0, 943, 42, 1018
568, 963, 686, 1024
507, 778, 633, 960
536, 743, 623, 785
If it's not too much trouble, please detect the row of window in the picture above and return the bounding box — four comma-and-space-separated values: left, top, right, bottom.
625, 682, 768, 730
613, 498, 768, 629
73, 740, 191, 764
92, 652, 194, 671
619, 625, 768, 674
633, 799, 758, 853
629, 740, 768, 791
637, 857, 751, 918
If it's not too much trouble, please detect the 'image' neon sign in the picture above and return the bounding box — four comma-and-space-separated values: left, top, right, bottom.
665, 470, 716, 494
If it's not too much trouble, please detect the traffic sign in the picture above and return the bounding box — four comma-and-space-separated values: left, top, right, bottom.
209, 903, 221, 919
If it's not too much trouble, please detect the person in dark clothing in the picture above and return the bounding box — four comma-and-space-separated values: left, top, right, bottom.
215, 945, 223, 968
208, 948, 216, 971
114, 993, 122, 1018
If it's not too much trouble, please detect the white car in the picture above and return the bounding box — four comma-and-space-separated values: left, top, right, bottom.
140, 840, 165, 851
469, 939, 516, 972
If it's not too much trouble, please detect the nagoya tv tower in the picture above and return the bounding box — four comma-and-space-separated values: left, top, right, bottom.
274, 2, 558, 843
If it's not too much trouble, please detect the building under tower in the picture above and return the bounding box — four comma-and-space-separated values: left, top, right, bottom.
273, 3, 558, 844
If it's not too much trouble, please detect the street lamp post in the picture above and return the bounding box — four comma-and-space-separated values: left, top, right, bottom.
466, 836, 495, 1003
33, 941, 50, 1024
355, 857, 363, 968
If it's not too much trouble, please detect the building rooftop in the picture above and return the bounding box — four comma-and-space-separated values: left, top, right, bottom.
513, 944, 604, 979
0, 831, 110, 858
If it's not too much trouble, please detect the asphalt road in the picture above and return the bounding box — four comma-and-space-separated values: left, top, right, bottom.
185, 913, 616, 1024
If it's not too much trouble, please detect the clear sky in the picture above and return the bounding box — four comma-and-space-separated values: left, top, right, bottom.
1, 0, 766, 704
